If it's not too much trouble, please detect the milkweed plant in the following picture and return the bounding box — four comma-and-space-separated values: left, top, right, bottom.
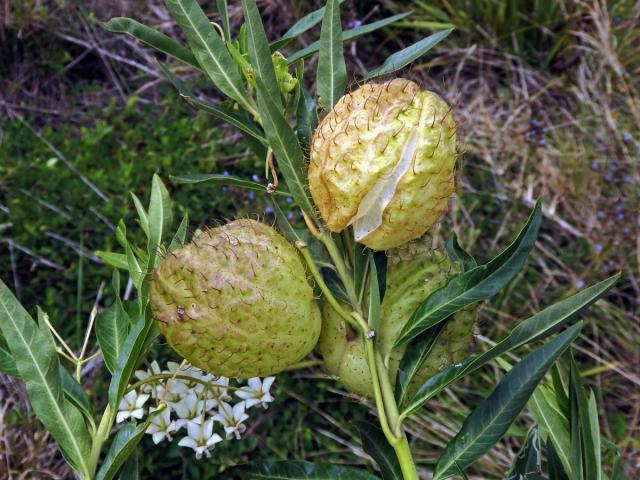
0, 1, 626, 479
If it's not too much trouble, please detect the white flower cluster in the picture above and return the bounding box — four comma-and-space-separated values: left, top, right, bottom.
116, 361, 275, 459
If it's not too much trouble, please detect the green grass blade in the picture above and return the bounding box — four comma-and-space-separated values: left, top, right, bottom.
394, 201, 542, 349
288, 12, 411, 64
433, 323, 582, 479
164, 0, 252, 111
0, 279, 91, 476
171, 173, 291, 197
158, 63, 267, 145
242, 0, 282, 107
401, 274, 618, 415
317, 0, 347, 109
255, 77, 317, 220
102, 17, 200, 69
365, 29, 452, 79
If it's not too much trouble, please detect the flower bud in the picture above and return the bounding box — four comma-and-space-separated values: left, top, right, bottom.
317, 245, 476, 398
308, 78, 457, 250
150, 219, 321, 378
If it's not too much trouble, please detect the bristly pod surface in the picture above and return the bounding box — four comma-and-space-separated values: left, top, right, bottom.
308, 78, 458, 251
150, 219, 321, 378
318, 242, 476, 398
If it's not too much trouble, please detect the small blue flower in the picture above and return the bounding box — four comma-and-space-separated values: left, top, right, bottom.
223, 170, 230, 177
287, 212, 294, 221
609, 160, 618, 170
615, 204, 624, 212
617, 213, 625, 220
595, 243, 603, 253
251, 174, 260, 182
623, 133, 632, 143
264, 207, 274, 214
614, 15, 621, 23
286, 197, 293, 204
222, 186, 228, 193
623, 226, 630, 234
248, 191, 255, 200
623, 175, 633, 184
575, 280, 585, 289
591, 161, 600, 170
604, 172, 613, 181
539, 138, 546, 146
596, 210, 604, 219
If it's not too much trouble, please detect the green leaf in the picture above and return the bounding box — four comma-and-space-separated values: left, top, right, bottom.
255, 77, 317, 219
401, 274, 618, 416
125, 243, 144, 291
0, 334, 19, 377
317, 0, 347, 109
367, 254, 381, 333
116, 219, 128, 249
164, 0, 253, 112
147, 174, 173, 274
59, 366, 93, 420
169, 212, 190, 251
108, 315, 153, 410
288, 12, 411, 64
96, 294, 130, 373
446, 234, 477, 272
102, 17, 200, 69
270, 2, 345, 52
395, 322, 446, 407
216, 0, 230, 42
602, 438, 626, 480
586, 390, 602, 480
171, 173, 291, 197
356, 421, 402, 480
433, 323, 582, 479
158, 63, 268, 145
365, 29, 452, 79
130, 193, 150, 239
96, 420, 151, 480
242, 0, 282, 107
394, 201, 542, 348
547, 440, 569, 480
295, 61, 317, 146
96, 251, 129, 270
504, 426, 542, 480
229, 460, 380, 479
0, 279, 91, 475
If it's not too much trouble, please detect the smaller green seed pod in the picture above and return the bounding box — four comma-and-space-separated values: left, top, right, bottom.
308, 78, 458, 251
150, 219, 321, 379
318, 244, 476, 398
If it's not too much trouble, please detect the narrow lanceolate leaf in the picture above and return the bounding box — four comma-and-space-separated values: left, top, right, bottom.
169, 212, 189, 252
242, 0, 282, 107
164, 0, 252, 111
158, 63, 267, 144
394, 201, 542, 349
401, 274, 618, 416
0, 335, 19, 377
96, 298, 130, 373
171, 173, 291, 197
130, 193, 150, 240
59, 366, 93, 420
547, 441, 570, 480
433, 323, 582, 479
0, 279, 91, 475
147, 174, 173, 272
570, 355, 600, 480
365, 29, 452, 79
586, 390, 602, 480
255, 77, 317, 219
108, 316, 153, 410
317, 0, 347, 109
504, 426, 543, 480
356, 421, 402, 480
96, 420, 151, 480
446, 234, 477, 272
216, 0, 231, 42
270, 3, 335, 51
295, 60, 318, 147
102, 17, 200, 69
230, 460, 380, 479
288, 12, 411, 64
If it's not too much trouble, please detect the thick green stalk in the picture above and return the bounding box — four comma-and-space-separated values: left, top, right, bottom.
87, 404, 115, 478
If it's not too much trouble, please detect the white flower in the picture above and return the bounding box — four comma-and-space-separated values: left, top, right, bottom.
177, 419, 222, 459
235, 377, 275, 409
212, 401, 249, 440
207, 376, 232, 403
116, 390, 149, 423
146, 407, 176, 444
134, 361, 162, 396
158, 377, 190, 410
173, 392, 218, 431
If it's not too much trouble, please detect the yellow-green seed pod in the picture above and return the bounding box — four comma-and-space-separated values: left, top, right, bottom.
150, 219, 321, 379
317, 244, 476, 398
308, 78, 457, 251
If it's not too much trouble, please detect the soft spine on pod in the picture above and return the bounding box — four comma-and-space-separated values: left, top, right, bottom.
150, 219, 321, 379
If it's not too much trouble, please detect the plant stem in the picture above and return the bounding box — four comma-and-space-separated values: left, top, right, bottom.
393, 433, 420, 480
87, 404, 115, 478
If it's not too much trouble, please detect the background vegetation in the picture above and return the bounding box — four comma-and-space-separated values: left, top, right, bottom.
1, 0, 637, 478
